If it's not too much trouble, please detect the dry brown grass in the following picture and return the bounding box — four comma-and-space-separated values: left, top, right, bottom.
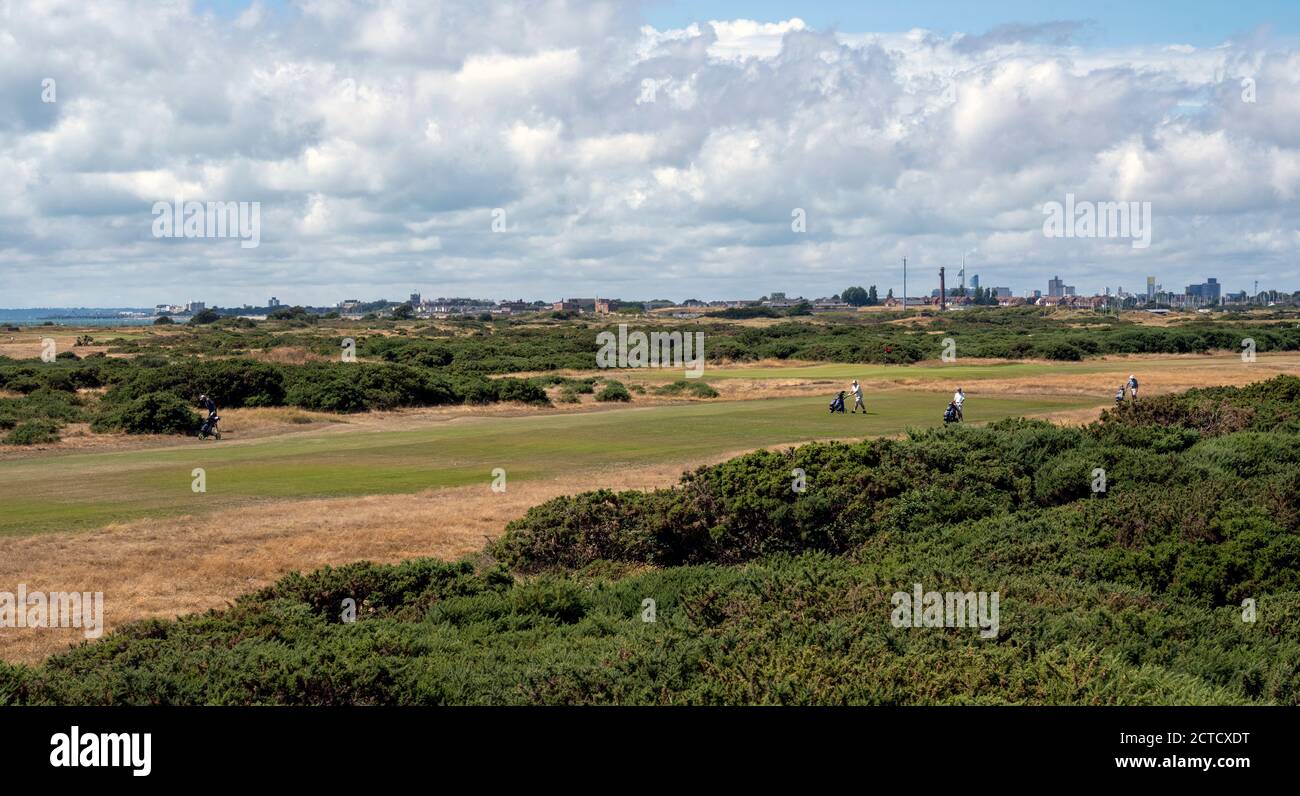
0, 407, 347, 460
251, 346, 331, 365
0, 455, 740, 665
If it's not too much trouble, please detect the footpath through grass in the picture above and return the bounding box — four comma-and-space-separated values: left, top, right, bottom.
0, 390, 1099, 537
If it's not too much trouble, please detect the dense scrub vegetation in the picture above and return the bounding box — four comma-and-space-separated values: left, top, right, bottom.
3, 377, 1297, 705
3, 309, 1294, 441
2, 309, 1296, 442
72, 307, 1300, 372
0, 353, 552, 439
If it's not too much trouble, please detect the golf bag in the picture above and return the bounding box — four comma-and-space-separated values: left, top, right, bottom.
943, 403, 960, 424
829, 393, 846, 413
199, 413, 221, 440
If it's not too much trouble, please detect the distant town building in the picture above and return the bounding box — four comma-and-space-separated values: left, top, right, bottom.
409, 292, 421, 305
1047, 276, 1076, 297
268, 297, 281, 307
1185, 278, 1221, 304
762, 295, 805, 309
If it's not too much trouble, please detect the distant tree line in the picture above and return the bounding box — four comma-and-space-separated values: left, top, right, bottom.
840, 286, 880, 306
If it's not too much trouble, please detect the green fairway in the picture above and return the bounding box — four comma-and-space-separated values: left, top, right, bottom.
629, 353, 1248, 383
0, 390, 1103, 537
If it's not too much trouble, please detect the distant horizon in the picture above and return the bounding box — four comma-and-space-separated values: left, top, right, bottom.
3, 273, 1298, 314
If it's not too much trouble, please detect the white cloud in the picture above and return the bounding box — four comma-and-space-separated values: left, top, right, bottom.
0, 1, 1297, 306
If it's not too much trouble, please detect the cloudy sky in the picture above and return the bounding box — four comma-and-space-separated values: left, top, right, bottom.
3, 0, 1300, 307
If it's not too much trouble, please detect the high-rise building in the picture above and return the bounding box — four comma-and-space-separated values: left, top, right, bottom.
970, 274, 980, 291
1048, 276, 1076, 297
409, 292, 422, 305
268, 296, 281, 307
1185, 278, 1221, 304
1146, 276, 1155, 301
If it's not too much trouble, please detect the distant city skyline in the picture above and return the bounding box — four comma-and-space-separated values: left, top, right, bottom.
5, 269, 1300, 312
10, 268, 1299, 314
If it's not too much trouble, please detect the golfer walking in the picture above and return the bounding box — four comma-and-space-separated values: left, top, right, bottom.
850, 380, 865, 414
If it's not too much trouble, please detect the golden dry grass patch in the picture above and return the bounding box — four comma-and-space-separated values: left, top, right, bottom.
0, 455, 740, 665
251, 346, 332, 365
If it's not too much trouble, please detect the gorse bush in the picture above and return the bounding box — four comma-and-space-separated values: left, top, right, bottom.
92, 392, 198, 435
98, 306, 1300, 371
3, 419, 62, 445
653, 380, 719, 398
595, 380, 631, 402
492, 377, 1300, 601
102, 359, 285, 408
0, 389, 88, 428
1098, 375, 1300, 435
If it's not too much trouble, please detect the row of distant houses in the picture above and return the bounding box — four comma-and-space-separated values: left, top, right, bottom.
879, 294, 1110, 310
354, 291, 1130, 319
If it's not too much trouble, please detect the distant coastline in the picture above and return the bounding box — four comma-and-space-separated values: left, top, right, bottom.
0, 308, 167, 327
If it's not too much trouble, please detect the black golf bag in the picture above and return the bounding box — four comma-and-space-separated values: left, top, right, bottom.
199, 413, 221, 439
829, 393, 846, 413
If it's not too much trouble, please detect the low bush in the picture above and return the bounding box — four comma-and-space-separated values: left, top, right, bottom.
92, 391, 198, 435
595, 380, 631, 402
653, 380, 719, 398
3, 419, 61, 445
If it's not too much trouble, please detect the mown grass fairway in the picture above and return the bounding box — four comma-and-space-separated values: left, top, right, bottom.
0, 389, 1100, 537
629, 352, 1266, 382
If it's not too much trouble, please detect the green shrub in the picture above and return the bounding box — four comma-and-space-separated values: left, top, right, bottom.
493, 378, 550, 405
654, 380, 719, 398
595, 380, 631, 402
3, 419, 61, 445
92, 391, 198, 435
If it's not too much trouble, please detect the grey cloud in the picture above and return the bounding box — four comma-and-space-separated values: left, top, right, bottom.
953, 21, 1094, 53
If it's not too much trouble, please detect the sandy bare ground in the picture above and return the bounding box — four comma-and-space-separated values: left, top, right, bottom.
0, 455, 742, 665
